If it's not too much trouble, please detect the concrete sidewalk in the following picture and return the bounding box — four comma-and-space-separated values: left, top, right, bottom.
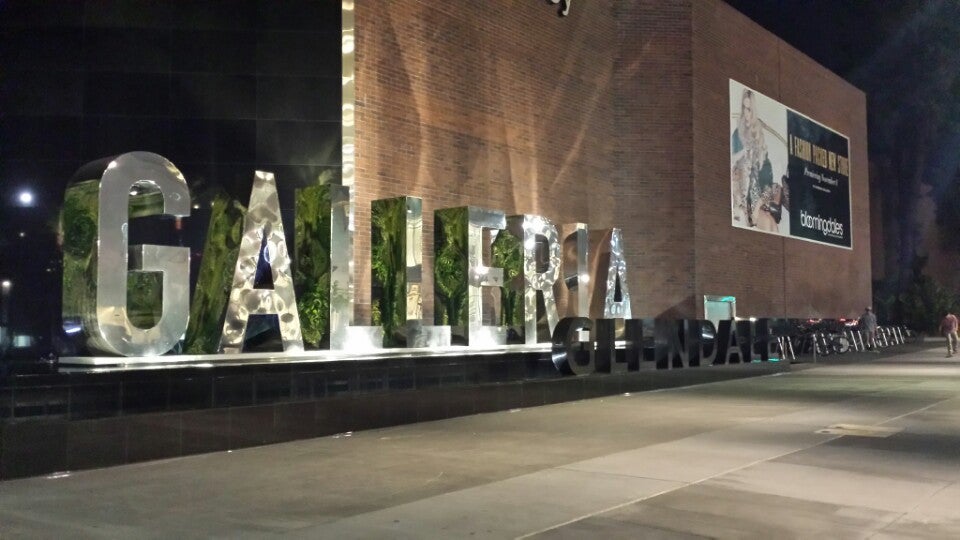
1, 346, 958, 538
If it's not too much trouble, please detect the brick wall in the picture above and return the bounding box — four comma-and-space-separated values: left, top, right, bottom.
692, 0, 870, 318
614, 1, 696, 318
354, 0, 870, 322
354, 1, 620, 322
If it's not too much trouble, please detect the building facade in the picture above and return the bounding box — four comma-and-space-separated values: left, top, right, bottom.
351, 0, 870, 323
0, 0, 868, 359
0, 0, 868, 480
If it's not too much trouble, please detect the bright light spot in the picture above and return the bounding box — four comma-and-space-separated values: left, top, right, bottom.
1, 280, 11, 290
192, 204, 200, 210
18, 231, 26, 238
18, 191, 34, 205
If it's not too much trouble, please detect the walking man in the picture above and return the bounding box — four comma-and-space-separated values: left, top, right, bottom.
940, 312, 958, 357
860, 306, 878, 352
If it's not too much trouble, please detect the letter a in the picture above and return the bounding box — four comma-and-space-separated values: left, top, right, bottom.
220, 171, 303, 353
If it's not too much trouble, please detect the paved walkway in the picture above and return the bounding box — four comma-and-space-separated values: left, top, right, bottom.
1, 345, 958, 538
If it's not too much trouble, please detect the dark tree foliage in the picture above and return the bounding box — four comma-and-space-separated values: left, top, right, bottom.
370, 198, 407, 347
855, 2, 960, 326
935, 167, 960, 253
858, 1, 960, 283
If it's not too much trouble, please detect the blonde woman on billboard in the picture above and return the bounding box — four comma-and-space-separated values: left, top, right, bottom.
730, 87, 790, 234
731, 88, 773, 228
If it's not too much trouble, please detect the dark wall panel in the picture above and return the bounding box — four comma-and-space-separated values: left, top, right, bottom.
0, 1, 342, 361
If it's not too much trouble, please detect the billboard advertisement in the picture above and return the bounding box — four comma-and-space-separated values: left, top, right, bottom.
729, 79, 851, 248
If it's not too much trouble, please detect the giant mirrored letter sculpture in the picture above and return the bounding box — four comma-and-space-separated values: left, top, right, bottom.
220, 171, 303, 353
435, 207, 508, 346
327, 1, 381, 351
334, 0, 355, 348
507, 215, 561, 344
292, 183, 333, 349
328, 184, 383, 350
558, 223, 590, 317
552, 317, 594, 375
61, 152, 190, 356
490, 225, 523, 342
372, 197, 450, 347
183, 192, 246, 354
590, 228, 633, 319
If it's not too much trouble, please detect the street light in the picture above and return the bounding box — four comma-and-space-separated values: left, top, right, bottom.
0, 280, 10, 353
1, 280, 10, 325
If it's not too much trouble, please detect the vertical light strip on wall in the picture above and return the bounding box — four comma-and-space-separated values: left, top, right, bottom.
327, 0, 360, 347
342, 1, 356, 190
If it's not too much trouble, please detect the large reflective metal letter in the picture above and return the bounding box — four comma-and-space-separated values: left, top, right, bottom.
329, 185, 383, 350
435, 207, 507, 346
76, 152, 191, 356
507, 215, 561, 344
558, 223, 590, 317
372, 196, 451, 347
324, 8, 383, 351
183, 191, 247, 354
594, 318, 641, 373
552, 317, 594, 375
220, 171, 303, 353
335, 0, 356, 345
590, 228, 633, 319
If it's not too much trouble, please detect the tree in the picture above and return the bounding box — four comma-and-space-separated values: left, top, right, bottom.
851, 1, 960, 320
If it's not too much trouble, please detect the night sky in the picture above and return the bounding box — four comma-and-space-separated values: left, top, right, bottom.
722, 0, 913, 78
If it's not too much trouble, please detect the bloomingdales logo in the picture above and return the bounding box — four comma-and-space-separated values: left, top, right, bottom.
799, 210, 844, 239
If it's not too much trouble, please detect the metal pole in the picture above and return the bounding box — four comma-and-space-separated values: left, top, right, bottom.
1, 280, 10, 355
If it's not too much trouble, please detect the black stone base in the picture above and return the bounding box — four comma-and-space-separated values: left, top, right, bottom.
0, 353, 786, 480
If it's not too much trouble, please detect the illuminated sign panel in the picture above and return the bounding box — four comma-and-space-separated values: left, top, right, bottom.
730, 80, 852, 248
